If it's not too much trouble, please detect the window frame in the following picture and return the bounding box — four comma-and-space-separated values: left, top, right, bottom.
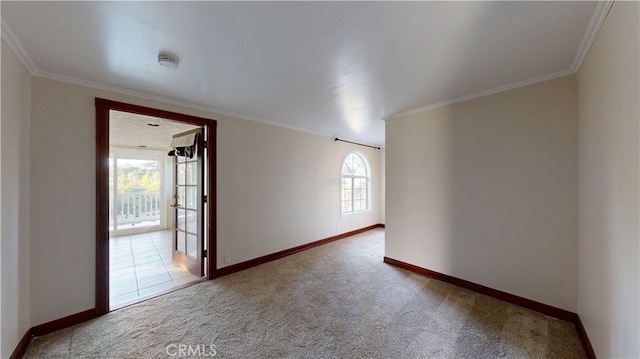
340, 151, 371, 215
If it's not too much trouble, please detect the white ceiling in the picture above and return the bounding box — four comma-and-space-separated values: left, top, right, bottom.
2, 1, 602, 146
110, 110, 199, 150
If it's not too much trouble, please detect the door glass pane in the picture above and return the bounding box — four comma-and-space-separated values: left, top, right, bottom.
187, 162, 197, 185
177, 209, 186, 231
187, 233, 197, 259
177, 230, 186, 253
177, 187, 185, 208
186, 186, 197, 209
177, 163, 186, 185
186, 210, 197, 234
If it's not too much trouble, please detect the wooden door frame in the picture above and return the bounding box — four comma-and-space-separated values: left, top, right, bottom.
95, 98, 217, 316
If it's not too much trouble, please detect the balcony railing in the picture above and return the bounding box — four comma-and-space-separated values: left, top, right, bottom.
110, 191, 161, 228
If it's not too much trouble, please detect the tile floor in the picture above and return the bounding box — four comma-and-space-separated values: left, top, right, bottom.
109, 230, 201, 309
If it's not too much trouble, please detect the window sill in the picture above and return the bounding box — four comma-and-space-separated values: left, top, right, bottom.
340, 209, 371, 218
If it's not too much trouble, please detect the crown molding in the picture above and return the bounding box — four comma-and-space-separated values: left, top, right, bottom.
36, 68, 342, 140
384, 1, 614, 122
4, 2, 612, 137
570, 0, 614, 72
1, 18, 341, 142
1, 17, 37, 74
383, 68, 574, 121
33, 67, 248, 119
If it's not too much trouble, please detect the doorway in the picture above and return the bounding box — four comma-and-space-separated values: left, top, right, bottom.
96, 99, 217, 315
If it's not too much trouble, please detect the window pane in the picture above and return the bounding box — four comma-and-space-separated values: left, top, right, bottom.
340, 153, 369, 214
109, 158, 115, 230
352, 163, 363, 176
342, 200, 352, 213
342, 163, 352, 175
113, 157, 162, 230
343, 153, 366, 176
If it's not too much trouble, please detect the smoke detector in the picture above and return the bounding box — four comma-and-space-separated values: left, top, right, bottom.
158, 54, 179, 70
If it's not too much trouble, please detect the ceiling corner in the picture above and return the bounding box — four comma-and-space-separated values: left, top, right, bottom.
570, 0, 615, 73
384, 67, 576, 122
1, 18, 38, 74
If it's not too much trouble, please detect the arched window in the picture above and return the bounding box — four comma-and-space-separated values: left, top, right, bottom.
341, 152, 370, 214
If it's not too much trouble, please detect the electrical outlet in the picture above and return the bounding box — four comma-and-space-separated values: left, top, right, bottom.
224, 253, 231, 264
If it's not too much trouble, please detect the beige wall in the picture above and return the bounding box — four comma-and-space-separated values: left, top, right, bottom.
7, 5, 637, 355
577, 2, 640, 357
29, 76, 382, 326
217, 118, 382, 264
386, 75, 578, 311
1, 39, 32, 358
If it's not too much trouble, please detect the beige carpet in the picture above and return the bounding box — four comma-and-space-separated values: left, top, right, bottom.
25, 229, 585, 358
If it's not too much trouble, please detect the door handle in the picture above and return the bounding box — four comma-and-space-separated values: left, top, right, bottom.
170, 194, 179, 208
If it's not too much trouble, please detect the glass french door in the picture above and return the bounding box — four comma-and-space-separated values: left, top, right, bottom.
171, 128, 204, 277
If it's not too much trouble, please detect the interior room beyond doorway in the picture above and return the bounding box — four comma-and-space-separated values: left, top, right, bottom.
110, 230, 200, 308
108, 110, 203, 310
